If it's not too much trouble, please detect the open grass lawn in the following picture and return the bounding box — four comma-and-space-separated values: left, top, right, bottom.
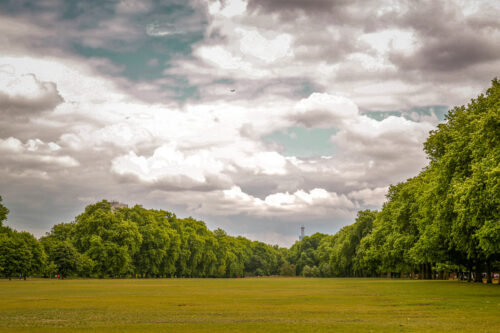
0, 278, 499, 332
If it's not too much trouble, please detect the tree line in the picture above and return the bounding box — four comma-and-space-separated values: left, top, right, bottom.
0, 198, 286, 279
0, 80, 498, 281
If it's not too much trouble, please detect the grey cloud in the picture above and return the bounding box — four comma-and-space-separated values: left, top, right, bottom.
387, 1, 500, 73
191, 76, 321, 105
112, 171, 231, 192
248, 0, 341, 12
0, 73, 63, 116
246, 0, 353, 19
290, 110, 339, 128
390, 33, 500, 73
293, 28, 366, 64
240, 1, 375, 65
247, 0, 499, 85
236, 177, 281, 199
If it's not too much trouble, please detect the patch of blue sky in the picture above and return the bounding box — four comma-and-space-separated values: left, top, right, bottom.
60, 0, 115, 22
168, 76, 200, 101
0, 0, 108, 17
72, 32, 202, 81
68, 1, 206, 100
300, 81, 317, 97
264, 127, 339, 158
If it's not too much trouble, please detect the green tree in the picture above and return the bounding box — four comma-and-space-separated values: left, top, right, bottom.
0, 196, 8, 228
74, 201, 142, 277
0, 231, 45, 279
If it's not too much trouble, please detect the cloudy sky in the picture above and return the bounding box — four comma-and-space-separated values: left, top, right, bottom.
0, 0, 498, 246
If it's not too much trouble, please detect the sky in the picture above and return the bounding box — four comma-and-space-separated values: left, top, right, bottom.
0, 0, 499, 246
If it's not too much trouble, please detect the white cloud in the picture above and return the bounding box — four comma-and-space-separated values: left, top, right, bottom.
195, 45, 270, 78
0, 136, 79, 169
111, 144, 226, 185
0, 68, 62, 114
235, 151, 288, 175
238, 28, 293, 63
360, 29, 417, 55
209, 0, 248, 17
332, 114, 433, 160
155, 186, 356, 219
0, 137, 23, 153
293, 93, 358, 128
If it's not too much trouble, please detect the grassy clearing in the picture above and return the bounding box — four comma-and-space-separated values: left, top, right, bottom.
0, 278, 499, 332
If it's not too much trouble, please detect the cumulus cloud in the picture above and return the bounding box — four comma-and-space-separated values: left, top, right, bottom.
292, 93, 358, 128
111, 144, 229, 189
234, 152, 288, 175
332, 115, 433, 160
0, 69, 63, 115
388, 2, 500, 73
0, 136, 79, 178
246, 0, 351, 18
153, 186, 356, 220
237, 28, 293, 63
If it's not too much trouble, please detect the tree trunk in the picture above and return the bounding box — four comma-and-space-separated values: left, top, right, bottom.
474, 260, 482, 283
486, 261, 492, 284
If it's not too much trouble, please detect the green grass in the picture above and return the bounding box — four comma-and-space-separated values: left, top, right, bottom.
0, 278, 499, 332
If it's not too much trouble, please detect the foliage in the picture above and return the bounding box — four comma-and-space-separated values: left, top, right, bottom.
0, 196, 8, 228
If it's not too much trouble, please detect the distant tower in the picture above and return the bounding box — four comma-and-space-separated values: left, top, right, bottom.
299, 226, 305, 240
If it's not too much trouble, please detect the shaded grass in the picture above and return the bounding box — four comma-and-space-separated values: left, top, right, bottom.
0, 278, 499, 332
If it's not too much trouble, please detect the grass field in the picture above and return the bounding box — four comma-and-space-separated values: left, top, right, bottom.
0, 278, 499, 332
